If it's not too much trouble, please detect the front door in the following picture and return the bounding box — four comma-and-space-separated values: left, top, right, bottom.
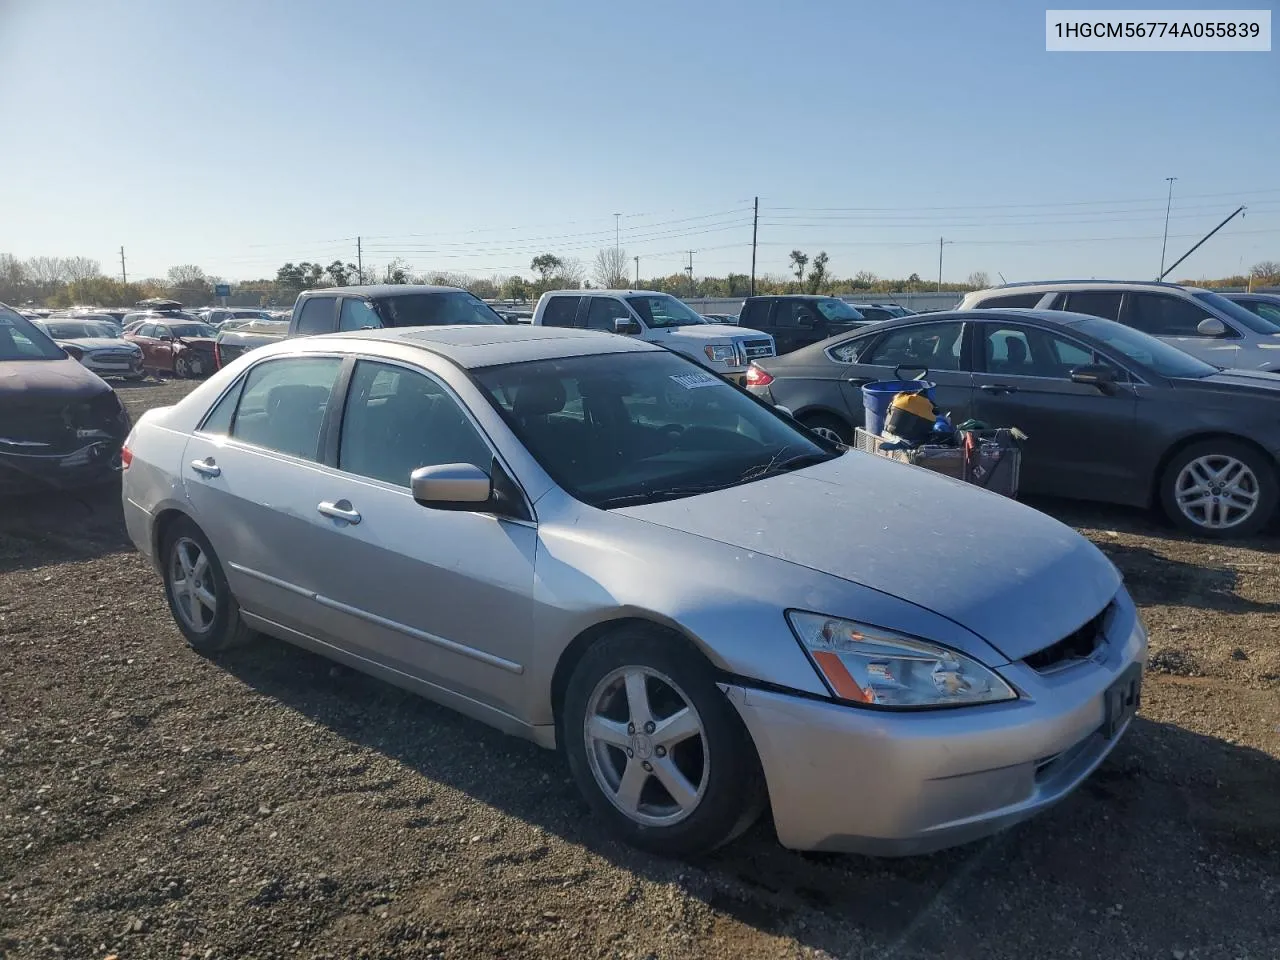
180, 355, 347, 634
836, 319, 976, 431
1122, 291, 1241, 368
970, 321, 1141, 502
307, 358, 536, 719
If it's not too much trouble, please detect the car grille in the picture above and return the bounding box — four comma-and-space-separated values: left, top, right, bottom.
88, 349, 136, 363
742, 339, 774, 359
1023, 602, 1111, 672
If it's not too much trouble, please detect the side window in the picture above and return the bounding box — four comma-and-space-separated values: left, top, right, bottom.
339, 361, 491, 487
982, 325, 1112, 380
1062, 291, 1123, 321
230, 357, 343, 461
739, 299, 769, 327
138, 324, 156, 338
155, 325, 171, 339
541, 296, 582, 328
1252, 301, 1280, 325
865, 322, 965, 371
772, 301, 799, 328
793, 302, 819, 327
1127, 293, 1217, 337
586, 297, 632, 332
294, 297, 337, 335
339, 298, 381, 332
974, 293, 1043, 309
199, 377, 246, 435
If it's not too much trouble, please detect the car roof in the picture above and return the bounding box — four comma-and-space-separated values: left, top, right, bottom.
303, 324, 663, 369
541, 289, 668, 297
745, 294, 838, 300
299, 284, 466, 299
971, 280, 1206, 295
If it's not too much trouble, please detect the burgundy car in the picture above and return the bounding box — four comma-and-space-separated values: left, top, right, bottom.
124, 319, 218, 378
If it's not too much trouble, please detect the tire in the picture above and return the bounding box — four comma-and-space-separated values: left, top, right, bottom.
174, 355, 192, 379
1159, 439, 1277, 539
160, 517, 256, 653
800, 412, 853, 446
562, 626, 766, 857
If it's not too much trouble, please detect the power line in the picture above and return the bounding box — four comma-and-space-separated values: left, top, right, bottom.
766, 187, 1280, 213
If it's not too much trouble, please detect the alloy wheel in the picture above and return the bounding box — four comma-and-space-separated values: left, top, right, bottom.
583, 666, 708, 827
809, 425, 845, 444
1174, 454, 1260, 530
169, 537, 217, 632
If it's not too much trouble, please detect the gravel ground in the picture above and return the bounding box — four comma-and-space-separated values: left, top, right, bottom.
1, 380, 1277, 960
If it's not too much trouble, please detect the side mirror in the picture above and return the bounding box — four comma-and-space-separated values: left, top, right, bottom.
614, 318, 642, 335
1196, 317, 1227, 337
411, 462, 493, 510
775, 405, 795, 418
160, 335, 175, 342
61, 344, 85, 362
1070, 364, 1117, 390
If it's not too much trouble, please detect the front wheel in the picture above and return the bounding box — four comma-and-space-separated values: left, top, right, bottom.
174, 355, 192, 378
1159, 439, 1277, 538
562, 627, 765, 857
800, 413, 853, 445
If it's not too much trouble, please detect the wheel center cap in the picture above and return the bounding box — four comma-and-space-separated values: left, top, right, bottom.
630, 734, 654, 760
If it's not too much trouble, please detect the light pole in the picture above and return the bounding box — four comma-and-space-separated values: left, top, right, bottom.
937, 237, 952, 292
1159, 177, 1177, 279
634, 256, 639, 287
614, 213, 621, 253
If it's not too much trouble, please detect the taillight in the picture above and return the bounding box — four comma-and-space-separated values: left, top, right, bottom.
745, 364, 773, 387
121, 444, 133, 470
213, 342, 223, 368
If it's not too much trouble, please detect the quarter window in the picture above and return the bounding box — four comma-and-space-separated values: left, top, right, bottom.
199, 378, 245, 435
230, 357, 343, 461
865, 322, 965, 371
294, 297, 337, 335
1126, 293, 1218, 337
339, 361, 491, 487
828, 336, 873, 363
541, 296, 582, 328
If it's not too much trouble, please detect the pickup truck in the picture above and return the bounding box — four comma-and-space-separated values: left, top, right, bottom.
213, 284, 508, 369
531, 289, 775, 384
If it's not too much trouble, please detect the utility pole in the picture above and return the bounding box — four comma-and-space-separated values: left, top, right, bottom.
1159, 177, 1177, 280
686, 251, 695, 297
614, 213, 621, 253
937, 237, 944, 292
119, 246, 127, 285
750, 195, 759, 297
357, 236, 363, 284
634, 256, 640, 288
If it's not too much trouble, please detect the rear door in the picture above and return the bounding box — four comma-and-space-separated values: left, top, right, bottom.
836, 320, 976, 429
181, 355, 347, 637
969, 321, 1142, 501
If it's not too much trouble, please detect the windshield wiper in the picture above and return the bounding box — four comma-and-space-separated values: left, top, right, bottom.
740, 451, 835, 482
596, 483, 728, 508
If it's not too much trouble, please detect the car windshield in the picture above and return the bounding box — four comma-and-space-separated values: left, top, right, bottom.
374, 291, 506, 327
44, 321, 116, 339
815, 299, 863, 321
1067, 316, 1219, 379
1192, 291, 1280, 335
626, 294, 706, 329
473, 350, 839, 508
0, 306, 67, 361
169, 322, 216, 338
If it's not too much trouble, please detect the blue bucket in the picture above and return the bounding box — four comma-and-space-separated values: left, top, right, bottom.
862, 379, 936, 438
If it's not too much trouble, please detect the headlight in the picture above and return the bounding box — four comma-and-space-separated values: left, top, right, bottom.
704, 344, 737, 363
786, 612, 1017, 708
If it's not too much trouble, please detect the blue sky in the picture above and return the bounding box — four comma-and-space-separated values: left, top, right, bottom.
1, 0, 1276, 285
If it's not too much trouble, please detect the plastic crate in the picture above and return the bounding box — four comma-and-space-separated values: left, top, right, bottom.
853, 428, 1021, 498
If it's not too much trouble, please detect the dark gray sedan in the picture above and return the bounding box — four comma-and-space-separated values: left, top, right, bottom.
745, 308, 1280, 538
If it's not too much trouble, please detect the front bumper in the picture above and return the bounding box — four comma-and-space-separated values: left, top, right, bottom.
727, 595, 1147, 855
84, 355, 143, 378
0, 441, 125, 495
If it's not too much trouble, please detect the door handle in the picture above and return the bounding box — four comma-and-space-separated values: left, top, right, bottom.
317, 499, 362, 525
189, 457, 221, 477
979, 384, 1018, 395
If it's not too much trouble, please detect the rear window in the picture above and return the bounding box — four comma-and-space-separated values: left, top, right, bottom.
373, 292, 506, 327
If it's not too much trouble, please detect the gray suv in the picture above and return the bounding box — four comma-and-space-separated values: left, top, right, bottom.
959, 280, 1280, 372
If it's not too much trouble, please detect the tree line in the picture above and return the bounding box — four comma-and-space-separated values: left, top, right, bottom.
4, 248, 1279, 310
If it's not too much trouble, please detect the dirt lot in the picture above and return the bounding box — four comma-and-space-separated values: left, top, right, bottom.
1, 380, 1277, 960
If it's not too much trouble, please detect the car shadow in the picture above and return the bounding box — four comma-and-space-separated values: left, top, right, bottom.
1090, 541, 1280, 614
215, 637, 1280, 958
0, 481, 132, 574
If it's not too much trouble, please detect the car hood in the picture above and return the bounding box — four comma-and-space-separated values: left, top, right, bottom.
615, 451, 1119, 661
654, 324, 766, 342
0, 357, 112, 402
60, 337, 136, 351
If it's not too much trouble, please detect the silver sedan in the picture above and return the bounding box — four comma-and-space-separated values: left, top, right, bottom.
121, 326, 1147, 857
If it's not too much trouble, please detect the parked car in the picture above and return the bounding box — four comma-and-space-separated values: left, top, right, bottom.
849, 303, 914, 322
124, 319, 218, 378
214, 319, 289, 369
122, 324, 1145, 857
532, 289, 774, 385
700, 313, 739, 325
1220, 292, 1280, 328
205, 308, 273, 328
33, 318, 144, 380
0, 303, 130, 494
747, 308, 1280, 537
959, 280, 1280, 372
737, 295, 871, 355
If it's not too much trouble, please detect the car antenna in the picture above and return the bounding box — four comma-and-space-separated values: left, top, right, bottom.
997, 272, 1008, 285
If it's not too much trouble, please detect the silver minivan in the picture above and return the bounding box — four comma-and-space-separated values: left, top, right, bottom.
959, 280, 1280, 372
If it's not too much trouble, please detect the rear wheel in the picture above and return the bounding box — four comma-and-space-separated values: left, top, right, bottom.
161, 517, 256, 653
800, 412, 852, 445
562, 627, 765, 857
1159, 439, 1277, 538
